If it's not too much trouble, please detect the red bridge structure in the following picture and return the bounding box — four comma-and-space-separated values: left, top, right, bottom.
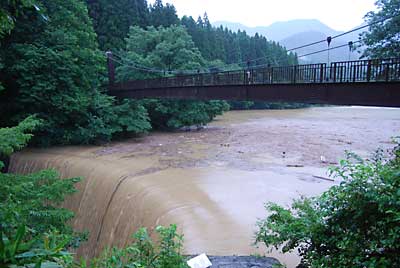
107, 55, 400, 107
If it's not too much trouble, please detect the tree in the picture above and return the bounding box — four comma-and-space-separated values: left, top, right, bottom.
148, 0, 180, 28
256, 145, 400, 267
181, 17, 297, 68
360, 0, 400, 58
0, 1, 41, 95
0, 0, 40, 37
86, 0, 149, 51
117, 25, 205, 81
118, 25, 229, 129
0, 0, 151, 146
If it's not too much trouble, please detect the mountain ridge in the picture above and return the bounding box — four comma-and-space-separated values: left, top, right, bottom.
212, 19, 343, 41
212, 19, 363, 63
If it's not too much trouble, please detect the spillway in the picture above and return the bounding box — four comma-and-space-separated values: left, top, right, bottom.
9, 107, 400, 268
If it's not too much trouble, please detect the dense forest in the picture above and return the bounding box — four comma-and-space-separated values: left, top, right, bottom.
0, 0, 296, 147
87, 0, 297, 68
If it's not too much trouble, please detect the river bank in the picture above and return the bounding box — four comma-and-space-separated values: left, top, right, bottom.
9, 107, 400, 268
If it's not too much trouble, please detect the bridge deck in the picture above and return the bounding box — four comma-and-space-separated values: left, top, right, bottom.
108, 58, 400, 107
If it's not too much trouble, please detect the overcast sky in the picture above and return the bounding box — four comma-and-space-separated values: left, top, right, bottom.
155, 0, 377, 31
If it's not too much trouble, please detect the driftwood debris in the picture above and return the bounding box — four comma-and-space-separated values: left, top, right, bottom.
313, 175, 335, 182
286, 164, 304, 168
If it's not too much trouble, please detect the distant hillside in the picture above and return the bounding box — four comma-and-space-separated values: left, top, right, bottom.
280, 31, 362, 63
212, 19, 341, 41
212, 19, 364, 63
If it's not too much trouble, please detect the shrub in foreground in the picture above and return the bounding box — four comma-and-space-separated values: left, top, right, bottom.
0, 117, 81, 268
86, 225, 189, 268
256, 143, 400, 267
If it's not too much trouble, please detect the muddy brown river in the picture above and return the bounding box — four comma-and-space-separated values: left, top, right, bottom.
10, 107, 400, 268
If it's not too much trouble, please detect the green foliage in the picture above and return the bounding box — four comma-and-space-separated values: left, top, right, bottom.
360, 0, 400, 58
0, 169, 80, 236
0, 0, 39, 37
0, 169, 80, 268
0, 116, 80, 268
0, 0, 41, 111
87, 0, 297, 67
182, 15, 298, 67
87, 225, 188, 268
0, 116, 41, 169
142, 99, 229, 130
86, 0, 149, 51
118, 25, 229, 130
0, 0, 151, 146
0, 123, 81, 268
117, 25, 205, 81
31, 93, 151, 146
256, 146, 400, 267
1, 228, 73, 268
148, 0, 180, 28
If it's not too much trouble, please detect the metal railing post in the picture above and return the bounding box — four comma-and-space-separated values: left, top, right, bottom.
365, 60, 371, 82
319, 64, 324, 83
385, 63, 390, 82
333, 63, 337, 82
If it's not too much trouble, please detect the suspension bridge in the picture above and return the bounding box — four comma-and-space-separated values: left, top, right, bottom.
107, 56, 400, 107
106, 14, 400, 107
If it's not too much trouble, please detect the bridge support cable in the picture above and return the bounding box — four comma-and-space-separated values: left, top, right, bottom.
107, 55, 400, 108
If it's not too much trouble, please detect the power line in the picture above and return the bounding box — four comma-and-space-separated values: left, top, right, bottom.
297, 40, 362, 58
112, 51, 293, 75
111, 56, 165, 74
112, 52, 195, 74
233, 13, 399, 66
285, 13, 398, 52
109, 13, 399, 76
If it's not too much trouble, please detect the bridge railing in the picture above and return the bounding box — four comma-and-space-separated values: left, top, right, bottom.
329, 58, 400, 83
111, 58, 400, 90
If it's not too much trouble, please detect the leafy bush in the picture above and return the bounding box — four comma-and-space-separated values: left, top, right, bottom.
0, 118, 81, 268
0, 116, 41, 170
142, 99, 229, 129
1, 169, 80, 237
87, 225, 189, 268
256, 145, 400, 268
0, 168, 81, 268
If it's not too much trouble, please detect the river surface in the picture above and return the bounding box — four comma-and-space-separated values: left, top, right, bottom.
10, 107, 400, 268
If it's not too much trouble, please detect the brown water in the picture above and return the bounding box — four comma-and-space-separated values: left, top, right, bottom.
9, 107, 400, 268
